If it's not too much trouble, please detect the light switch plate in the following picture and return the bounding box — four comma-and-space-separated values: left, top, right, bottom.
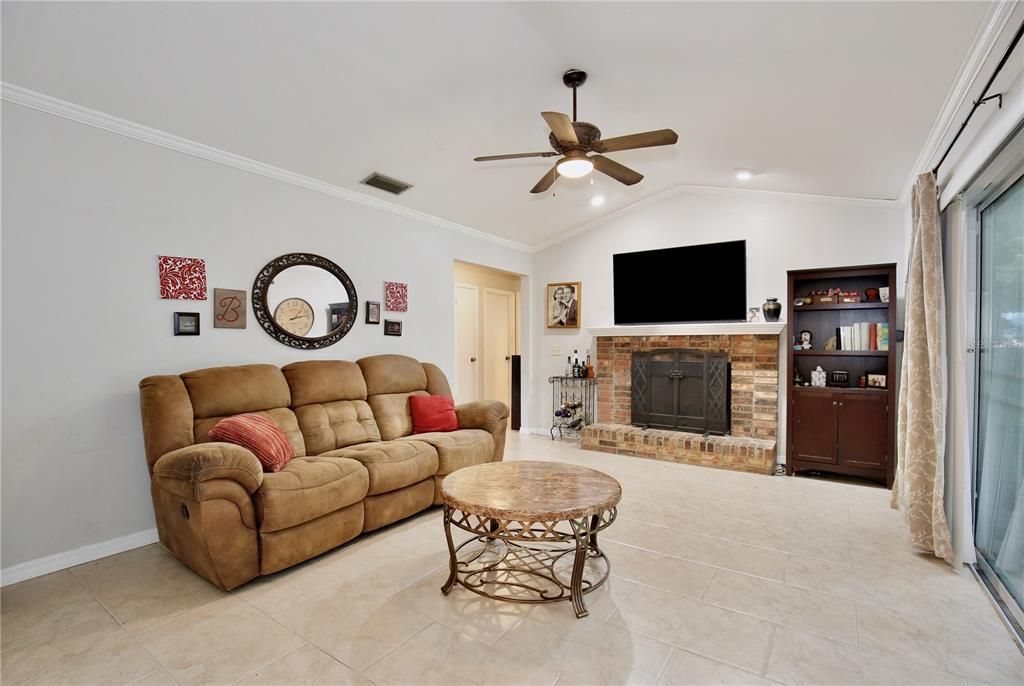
551, 344, 562, 356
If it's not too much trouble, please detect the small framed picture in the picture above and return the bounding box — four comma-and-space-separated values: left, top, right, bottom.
213, 288, 246, 329
867, 373, 887, 388
879, 287, 890, 303
547, 281, 581, 328
366, 301, 381, 325
173, 312, 200, 336
384, 319, 402, 336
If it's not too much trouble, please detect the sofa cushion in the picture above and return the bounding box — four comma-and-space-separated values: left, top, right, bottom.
294, 401, 381, 455
366, 391, 429, 440
323, 440, 438, 496
182, 364, 291, 419
282, 360, 368, 405
357, 354, 428, 396
400, 429, 493, 475
410, 395, 458, 433
255, 456, 368, 533
208, 413, 295, 472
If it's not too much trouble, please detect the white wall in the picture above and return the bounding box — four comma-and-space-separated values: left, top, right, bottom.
527, 188, 907, 459
0, 102, 531, 574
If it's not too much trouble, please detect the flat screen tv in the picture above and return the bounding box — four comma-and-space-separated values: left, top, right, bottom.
613, 240, 747, 324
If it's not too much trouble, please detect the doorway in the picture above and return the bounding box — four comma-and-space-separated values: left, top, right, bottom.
453, 261, 522, 409
974, 171, 1024, 628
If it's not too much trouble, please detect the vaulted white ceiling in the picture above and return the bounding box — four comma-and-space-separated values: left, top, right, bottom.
2, 1, 991, 247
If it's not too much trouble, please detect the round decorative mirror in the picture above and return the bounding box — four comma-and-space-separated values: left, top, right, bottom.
252, 253, 358, 349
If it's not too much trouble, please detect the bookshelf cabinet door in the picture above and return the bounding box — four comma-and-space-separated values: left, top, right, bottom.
836, 394, 887, 469
792, 393, 837, 464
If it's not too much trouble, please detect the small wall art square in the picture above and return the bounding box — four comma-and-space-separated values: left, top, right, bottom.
384, 281, 408, 312
213, 288, 246, 329
159, 256, 208, 300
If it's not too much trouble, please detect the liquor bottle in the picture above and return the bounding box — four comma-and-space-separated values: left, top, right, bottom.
573, 350, 581, 378
565, 356, 573, 377
585, 351, 594, 378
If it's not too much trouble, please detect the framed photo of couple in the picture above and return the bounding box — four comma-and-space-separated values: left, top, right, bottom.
547, 281, 581, 329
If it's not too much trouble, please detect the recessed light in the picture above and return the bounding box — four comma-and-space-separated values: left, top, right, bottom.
590, 195, 606, 207
734, 169, 757, 181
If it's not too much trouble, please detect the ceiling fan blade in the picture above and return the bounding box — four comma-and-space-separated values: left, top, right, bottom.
541, 111, 578, 145
530, 164, 560, 194
474, 152, 559, 162
593, 155, 643, 186
598, 129, 678, 153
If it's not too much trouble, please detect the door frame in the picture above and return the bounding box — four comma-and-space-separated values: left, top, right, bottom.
963, 122, 1024, 639
453, 282, 481, 403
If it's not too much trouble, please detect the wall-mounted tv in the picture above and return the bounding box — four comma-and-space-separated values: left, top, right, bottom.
613, 240, 747, 324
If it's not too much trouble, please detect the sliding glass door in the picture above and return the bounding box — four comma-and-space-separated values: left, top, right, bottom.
975, 172, 1024, 619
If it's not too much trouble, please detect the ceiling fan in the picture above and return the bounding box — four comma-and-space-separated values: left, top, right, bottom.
474, 69, 678, 194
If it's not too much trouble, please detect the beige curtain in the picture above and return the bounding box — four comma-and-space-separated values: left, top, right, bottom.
891, 171, 953, 562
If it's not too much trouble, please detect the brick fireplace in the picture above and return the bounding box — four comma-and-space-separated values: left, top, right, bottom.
581, 332, 780, 474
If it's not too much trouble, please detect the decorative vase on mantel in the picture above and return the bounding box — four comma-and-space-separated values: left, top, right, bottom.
762, 297, 782, 322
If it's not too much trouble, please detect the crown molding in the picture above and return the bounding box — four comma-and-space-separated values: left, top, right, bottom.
1, 82, 533, 254
531, 183, 901, 253
898, 0, 1018, 206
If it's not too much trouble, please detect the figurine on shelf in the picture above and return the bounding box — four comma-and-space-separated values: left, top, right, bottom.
799, 330, 813, 350
747, 307, 761, 323
794, 370, 805, 386
811, 365, 827, 388
824, 336, 837, 351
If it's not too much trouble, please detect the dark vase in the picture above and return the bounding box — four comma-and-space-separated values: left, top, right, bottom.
762, 297, 782, 322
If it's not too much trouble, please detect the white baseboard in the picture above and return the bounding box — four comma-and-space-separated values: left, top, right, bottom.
1, 528, 159, 587
517, 426, 553, 437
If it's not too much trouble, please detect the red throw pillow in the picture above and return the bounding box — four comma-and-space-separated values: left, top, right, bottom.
410, 395, 459, 433
208, 413, 294, 473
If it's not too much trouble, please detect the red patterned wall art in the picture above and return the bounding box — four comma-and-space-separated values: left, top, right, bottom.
158, 256, 208, 300
384, 281, 408, 312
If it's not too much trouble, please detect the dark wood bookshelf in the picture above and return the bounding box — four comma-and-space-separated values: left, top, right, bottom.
793, 302, 889, 312
794, 350, 888, 357
786, 263, 897, 487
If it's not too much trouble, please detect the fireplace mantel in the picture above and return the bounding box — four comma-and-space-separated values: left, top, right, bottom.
589, 322, 785, 337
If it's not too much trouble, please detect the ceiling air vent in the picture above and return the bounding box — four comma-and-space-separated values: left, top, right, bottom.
361, 173, 413, 195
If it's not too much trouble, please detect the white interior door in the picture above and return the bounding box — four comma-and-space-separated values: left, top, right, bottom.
454, 283, 480, 403
483, 288, 515, 406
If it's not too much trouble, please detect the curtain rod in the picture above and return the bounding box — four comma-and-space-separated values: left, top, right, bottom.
933, 19, 1024, 175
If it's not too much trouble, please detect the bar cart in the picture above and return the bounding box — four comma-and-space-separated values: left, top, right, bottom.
548, 376, 597, 440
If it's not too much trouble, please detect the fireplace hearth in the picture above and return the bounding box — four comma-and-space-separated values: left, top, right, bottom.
631, 350, 730, 435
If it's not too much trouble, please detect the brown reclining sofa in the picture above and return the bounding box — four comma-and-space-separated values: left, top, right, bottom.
139, 354, 508, 590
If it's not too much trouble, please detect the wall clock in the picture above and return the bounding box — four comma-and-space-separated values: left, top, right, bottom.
274, 297, 314, 336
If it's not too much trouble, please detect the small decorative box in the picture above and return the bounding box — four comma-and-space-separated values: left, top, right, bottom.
839, 294, 861, 304
814, 295, 838, 305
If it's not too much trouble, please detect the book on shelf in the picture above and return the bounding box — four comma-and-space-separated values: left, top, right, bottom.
834, 322, 889, 351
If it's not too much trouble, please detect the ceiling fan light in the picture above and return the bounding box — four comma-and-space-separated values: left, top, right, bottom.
557, 157, 594, 178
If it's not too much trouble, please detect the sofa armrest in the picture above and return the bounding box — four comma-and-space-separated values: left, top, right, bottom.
152, 442, 264, 495
457, 400, 510, 462
456, 400, 509, 433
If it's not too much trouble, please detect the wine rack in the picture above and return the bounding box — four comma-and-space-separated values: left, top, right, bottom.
548, 376, 597, 440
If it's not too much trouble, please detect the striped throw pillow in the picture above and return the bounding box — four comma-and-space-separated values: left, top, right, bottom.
208, 413, 294, 473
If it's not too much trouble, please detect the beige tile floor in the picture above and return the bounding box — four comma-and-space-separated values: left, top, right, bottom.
4, 431, 1023, 685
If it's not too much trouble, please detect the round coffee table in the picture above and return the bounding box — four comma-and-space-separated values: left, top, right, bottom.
439, 460, 621, 618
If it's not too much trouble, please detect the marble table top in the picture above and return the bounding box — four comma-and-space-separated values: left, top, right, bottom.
440, 460, 622, 521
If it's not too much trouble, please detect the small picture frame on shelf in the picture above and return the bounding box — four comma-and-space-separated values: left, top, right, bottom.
828, 370, 850, 387
366, 301, 381, 325
173, 312, 200, 336
879, 287, 890, 303
383, 319, 403, 336
867, 373, 887, 388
